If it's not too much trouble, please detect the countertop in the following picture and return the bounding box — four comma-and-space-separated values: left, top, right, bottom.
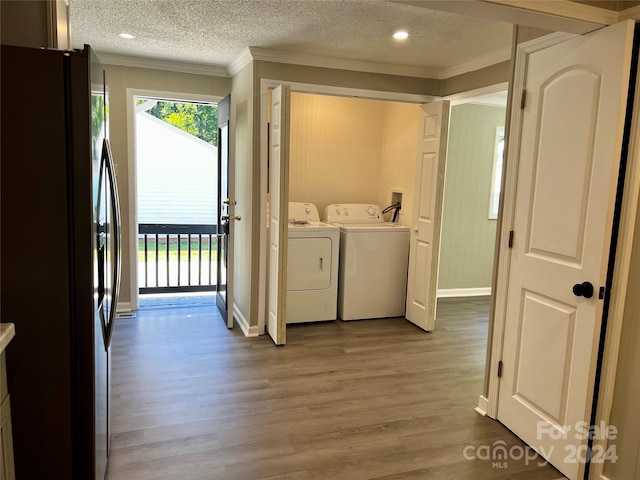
0, 323, 15, 354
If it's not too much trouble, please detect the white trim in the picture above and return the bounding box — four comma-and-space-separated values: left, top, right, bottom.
589, 43, 640, 480
258, 83, 268, 337
437, 47, 512, 80
436, 287, 491, 298
619, 5, 640, 21
226, 92, 237, 330
234, 303, 259, 337
486, 31, 576, 420
125, 89, 140, 312
484, 0, 618, 26
228, 47, 253, 76
98, 53, 229, 77
475, 395, 489, 416
127, 89, 221, 105
125, 88, 222, 313
257, 78, 443, 335
116, 301, 133, 313
444, 82, 509, 106
97, 47, 509, 82
249, 46, 438, 79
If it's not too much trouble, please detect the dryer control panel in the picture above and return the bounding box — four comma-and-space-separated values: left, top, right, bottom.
289, 202, 321, 222
323, 204, 383, 224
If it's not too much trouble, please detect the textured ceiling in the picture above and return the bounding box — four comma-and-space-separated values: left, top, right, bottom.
69, 0, 512, 73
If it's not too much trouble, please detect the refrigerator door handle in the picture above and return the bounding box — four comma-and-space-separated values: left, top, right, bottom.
103, 139, 121, 349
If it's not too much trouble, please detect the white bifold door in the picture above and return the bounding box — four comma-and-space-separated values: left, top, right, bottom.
267, 85, 291, 345
405, 100, 450, 332
497, 21, 635, 480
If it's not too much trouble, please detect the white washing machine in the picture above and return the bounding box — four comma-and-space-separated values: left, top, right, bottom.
286, 202, 340, 323
324, 203, 410, 321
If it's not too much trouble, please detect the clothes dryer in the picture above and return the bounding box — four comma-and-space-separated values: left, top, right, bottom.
286, 202, 340, 323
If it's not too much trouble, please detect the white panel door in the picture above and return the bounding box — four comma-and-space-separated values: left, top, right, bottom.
498, 21, 634, 480
405, 100, 450, 331
267, 85, 291, 345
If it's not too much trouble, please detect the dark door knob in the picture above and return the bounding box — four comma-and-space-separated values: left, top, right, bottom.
572, 281, 594, 298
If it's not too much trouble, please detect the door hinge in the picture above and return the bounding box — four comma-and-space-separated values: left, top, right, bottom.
599, 286, 606, 300
520, 89, 527, 109
497, 361, 503, 378
508, 230, 514, 248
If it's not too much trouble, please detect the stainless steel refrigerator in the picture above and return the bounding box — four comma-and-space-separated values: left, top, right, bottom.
0, 44, 121, 480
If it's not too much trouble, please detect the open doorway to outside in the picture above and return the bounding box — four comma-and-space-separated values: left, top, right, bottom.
134, 95, 219, 308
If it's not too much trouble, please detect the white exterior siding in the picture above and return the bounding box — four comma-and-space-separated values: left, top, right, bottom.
136, 112, 217, 225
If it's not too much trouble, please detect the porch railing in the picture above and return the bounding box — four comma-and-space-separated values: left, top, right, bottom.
138, 223, 217, 294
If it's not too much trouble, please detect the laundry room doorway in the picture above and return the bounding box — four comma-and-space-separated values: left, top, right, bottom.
258, 79, 508, 343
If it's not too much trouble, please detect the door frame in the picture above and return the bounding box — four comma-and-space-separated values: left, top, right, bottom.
257, 78, 439, 334
125, 88, 222, 311
486, 31, 640, 478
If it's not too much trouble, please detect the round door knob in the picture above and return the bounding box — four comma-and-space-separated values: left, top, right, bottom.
572, 281, 594, 299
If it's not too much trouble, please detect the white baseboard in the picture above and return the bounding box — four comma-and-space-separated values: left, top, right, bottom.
233, 304, 260, 337
475, 395, 489, 416
247, 325, 260, 337
117, 302, 133, 313
437, 287, 492, 298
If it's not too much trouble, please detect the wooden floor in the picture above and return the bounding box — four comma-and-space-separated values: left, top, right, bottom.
109, 298, 563, 480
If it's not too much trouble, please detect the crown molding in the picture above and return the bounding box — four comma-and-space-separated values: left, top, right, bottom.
619, 5, 640, 21
227, 47, 253, 76
99, 46, 512, 83
247, 47, 440, 79
437, 47, 512, 80
484, 0, 618, 25
96, 52, 229, 77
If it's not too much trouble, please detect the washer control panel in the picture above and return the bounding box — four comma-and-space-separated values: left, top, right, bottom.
323, 204, 383, 224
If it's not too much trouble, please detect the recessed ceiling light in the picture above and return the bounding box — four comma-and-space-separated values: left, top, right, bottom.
118, 33, 135, 40
392, 31, 409, 41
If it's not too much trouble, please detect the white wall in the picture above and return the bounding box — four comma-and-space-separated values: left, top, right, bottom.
136, 112, 216, 224
379, 102, 420, 226
289, 93, 420, 218
289, 93, 384, 215
231, 63, 254, 330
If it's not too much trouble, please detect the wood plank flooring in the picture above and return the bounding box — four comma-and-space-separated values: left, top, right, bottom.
109, 298, 563, 479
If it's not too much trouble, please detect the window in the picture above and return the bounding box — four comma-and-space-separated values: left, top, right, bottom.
489, 126, 505, 219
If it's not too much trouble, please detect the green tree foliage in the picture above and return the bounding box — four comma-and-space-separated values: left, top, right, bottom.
142, 100, 218, 146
